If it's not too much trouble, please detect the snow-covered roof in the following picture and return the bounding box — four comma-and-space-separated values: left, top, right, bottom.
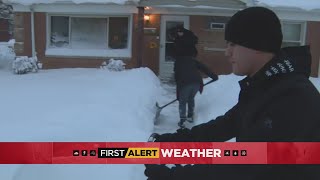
4, 0, 139, 6
140, 0, 245, 9
256, 0, 320, 11
5, 0, 320, 11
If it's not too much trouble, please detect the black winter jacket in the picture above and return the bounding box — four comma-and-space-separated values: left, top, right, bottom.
155, 46, 320, 179
174, 56, 218, 93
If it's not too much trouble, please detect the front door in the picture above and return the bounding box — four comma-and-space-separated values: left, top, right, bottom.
159, 15, 189, 80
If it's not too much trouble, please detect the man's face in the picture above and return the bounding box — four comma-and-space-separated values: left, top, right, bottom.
225, 42, 258, 76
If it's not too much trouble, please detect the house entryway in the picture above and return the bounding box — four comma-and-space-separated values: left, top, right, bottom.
159, 15, 189, 80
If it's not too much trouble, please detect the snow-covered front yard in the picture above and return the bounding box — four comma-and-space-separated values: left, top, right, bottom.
0, 68, 161, 180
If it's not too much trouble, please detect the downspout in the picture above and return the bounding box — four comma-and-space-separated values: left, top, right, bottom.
30, 5, 36, 57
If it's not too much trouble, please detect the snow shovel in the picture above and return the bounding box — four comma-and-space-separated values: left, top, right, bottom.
154, 79, 216, 122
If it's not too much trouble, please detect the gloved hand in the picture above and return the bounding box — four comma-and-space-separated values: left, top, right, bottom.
152, 128, 193, 142
144, 164, 172, 180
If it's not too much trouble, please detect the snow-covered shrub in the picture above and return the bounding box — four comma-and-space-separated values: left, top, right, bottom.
0, 41, 16, 70
102, 58, 126, 71
12, 56, 39, 74
50, 32, 69, 47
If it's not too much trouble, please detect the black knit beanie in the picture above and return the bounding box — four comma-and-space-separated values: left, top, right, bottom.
225, 7, 283, 53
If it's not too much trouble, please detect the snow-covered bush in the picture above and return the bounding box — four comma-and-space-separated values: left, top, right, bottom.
50, 32, 69, 47
12, 56, 39, 74
102, 58, 126, 71
0, 40, 16, 70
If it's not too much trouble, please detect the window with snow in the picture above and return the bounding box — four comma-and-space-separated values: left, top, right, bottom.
50, 16, 69, 47
71, 17, 107, 49
281, 22, 305, 47
48, 15, 130, 50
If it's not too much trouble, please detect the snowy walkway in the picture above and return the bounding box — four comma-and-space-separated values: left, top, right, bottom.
153, 79, 181, 134
152, 75, 243, 140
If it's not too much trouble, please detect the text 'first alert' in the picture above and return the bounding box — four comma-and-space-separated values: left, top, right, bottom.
98, 148, 222, 158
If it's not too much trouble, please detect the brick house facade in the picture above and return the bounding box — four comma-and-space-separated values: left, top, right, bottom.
7, 0, 320, 77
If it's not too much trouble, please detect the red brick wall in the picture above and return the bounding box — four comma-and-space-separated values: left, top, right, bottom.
0, 19, 10, 41
24, 13, 32, 57
306, 21, 320, 77
14, 12, 32, 56
190, 15, 232, 75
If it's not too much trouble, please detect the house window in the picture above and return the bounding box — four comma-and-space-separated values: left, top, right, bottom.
108, 17, 128, 49
281, 22, 305, 47
50, 16, 69, 47
71, 17, 107, 49
47, 15, 131, 57
0, 19, 10, 42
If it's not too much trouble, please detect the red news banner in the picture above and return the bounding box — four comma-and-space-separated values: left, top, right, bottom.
0, 142, 319, 164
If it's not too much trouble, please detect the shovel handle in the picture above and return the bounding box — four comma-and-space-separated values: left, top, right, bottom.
160, 98, 178, 109
203, 79, 216, 86
159, 79, 216, 109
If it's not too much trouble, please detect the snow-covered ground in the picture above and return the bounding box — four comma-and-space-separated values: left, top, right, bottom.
0, 68, 161, 180
0, 67, 319, 179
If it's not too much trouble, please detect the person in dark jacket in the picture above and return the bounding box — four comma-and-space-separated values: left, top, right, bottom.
145, 7, 320, 180
173, 26, 218, 128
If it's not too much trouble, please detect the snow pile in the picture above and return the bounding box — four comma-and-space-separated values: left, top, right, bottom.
0, 67, 161, 180
0, 67, 161, 143
0, 40, 15, 70
12, 56, 39, 74
102, 58, 126, 71
256, 0, 320, 11
5, 0, 139, 6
